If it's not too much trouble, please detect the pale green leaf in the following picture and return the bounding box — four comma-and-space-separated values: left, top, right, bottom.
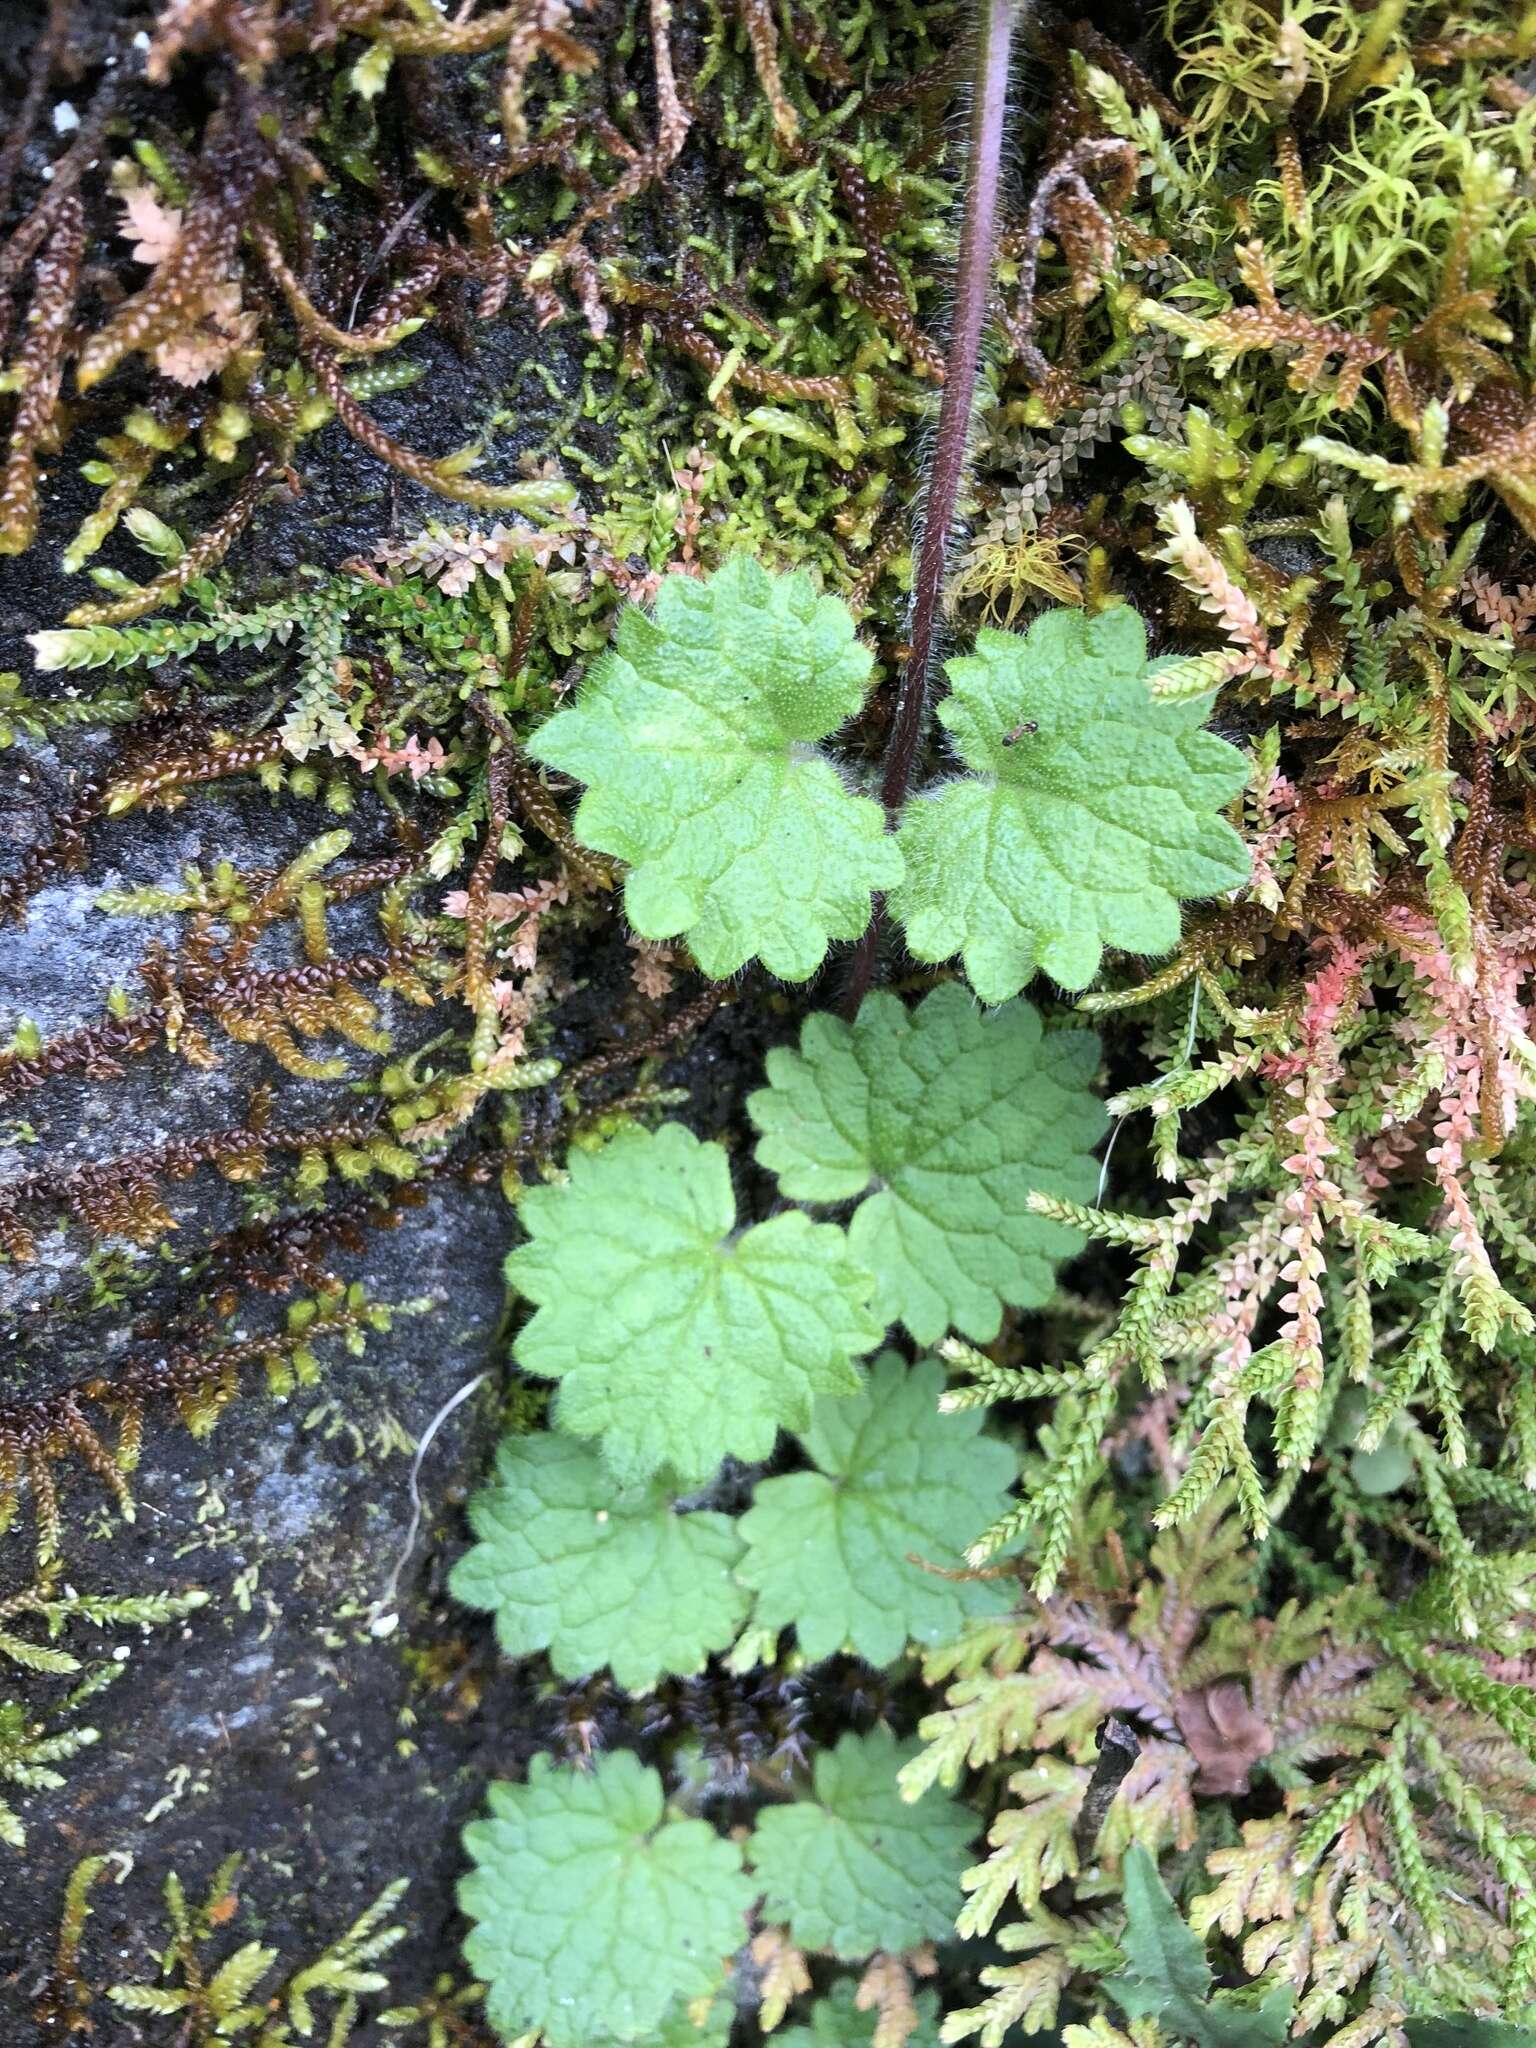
0, 1631, 79, 1674
207, 1941, 280, 2017
449, 1432, 750, 1689
888, 608, 1250, 1003
749, 984, 1106, 1342
1337, 1390, 1417, 1497
108, 1985, 194, 2014
528, 557, 902, 980
1351, 1424, 1415, 1496
749, 1726, 976, 1958
350, 40, 393, 97
736, 1354, 1017, 1665
459, 1751, 753, 2047
506, 1123, 882, 1484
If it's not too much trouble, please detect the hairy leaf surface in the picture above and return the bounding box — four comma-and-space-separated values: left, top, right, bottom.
506, 1123, 882, 1483
749, 984, 1106, 1342
750, 1726, 975, 1957
737, 1355, 1016, 1664
460, 1752, 753, 2046
449, 1433, 750, 1689
888, 608, 1249, 1003
528, 557, 902, 979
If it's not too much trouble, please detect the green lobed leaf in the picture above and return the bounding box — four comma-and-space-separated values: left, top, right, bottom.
749, 1726, 976, 1958
778, 1980, 942, 2048
736, 1354, 1017, 1665
887, 608, 1250, 1003
748, 984, 1107, 1343
449, 1432, 751, 1690
506, 1123, 882, 1484
459, 1751, 754, 2047
1105, 1845, 1293, 2048
528, 556, 902, 980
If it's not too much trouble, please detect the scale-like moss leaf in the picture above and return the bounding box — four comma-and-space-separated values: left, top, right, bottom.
506, 1123, 882, 1484
748, 984, 1106, 1343
749, 1726, 975, 1958
449, 1433, 750, 1690
460, 1752, 753, 2046
528, 556, 902, 979
888, 608, 1249, 1003
736, 1355, 1016, 1664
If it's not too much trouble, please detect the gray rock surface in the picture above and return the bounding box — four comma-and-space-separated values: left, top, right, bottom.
0, 310, 744, 2029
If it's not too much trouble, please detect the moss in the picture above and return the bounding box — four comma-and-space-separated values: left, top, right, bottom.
9, 0, 1536, 2037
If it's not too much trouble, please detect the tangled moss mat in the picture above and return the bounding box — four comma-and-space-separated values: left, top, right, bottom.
0, 0, 960, 2025
7, 0, 1536, 2043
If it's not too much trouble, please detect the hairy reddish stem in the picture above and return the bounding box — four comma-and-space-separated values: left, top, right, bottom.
844, 0, 1019, 1011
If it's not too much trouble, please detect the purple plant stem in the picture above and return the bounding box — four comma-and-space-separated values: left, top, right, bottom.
844, 0, 1019, 1012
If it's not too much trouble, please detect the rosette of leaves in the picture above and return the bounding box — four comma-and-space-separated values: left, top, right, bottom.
887, 607, 1250, 1002
459, 1752, 753, 2046
504, 1123, 882, 1483
528, 556, 902, 979
750, 1726, 976, 1958
449, 1433, 750, 1690
748, 983, 1107, 1343
736, 1354, 1017, 1664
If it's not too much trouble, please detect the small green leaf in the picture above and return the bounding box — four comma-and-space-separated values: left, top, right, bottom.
736, 1354, 1017, 1664
0, 1631, 79, 1675
123, 507, 185, 562
1106, 1845, 1293, 2048
108, 1986, 194, 2014
349, 39, 393, 98
460, 1752, 753, 2047
749, 984, 1107, 1342
779, 1981, 942, 2048
506, 1124, 882, 1484
1107, 1843, 1213, 2009
449, 1432, 750, 1689
1350, 1417, 1415, 1496
749, 1726, 975, 1958
528, 557, 903, 980
888, 608, 1250, 1003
